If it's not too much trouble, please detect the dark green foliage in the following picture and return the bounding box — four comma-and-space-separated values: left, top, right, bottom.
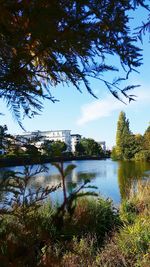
24, 144, 40, 157
75, 138, 103, 156
0, 0, 147, 125
41, 140, 67, 157
0, 125, 15, 153
0, 125, 7, 149
123, 134, 141, 160
75, 142, 86, 156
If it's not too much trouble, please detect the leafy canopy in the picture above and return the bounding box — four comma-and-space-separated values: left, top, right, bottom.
76, 137, 103, 156
0, 0, 149, 126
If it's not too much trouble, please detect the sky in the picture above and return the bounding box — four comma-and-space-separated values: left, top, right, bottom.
0, 6, 150, 149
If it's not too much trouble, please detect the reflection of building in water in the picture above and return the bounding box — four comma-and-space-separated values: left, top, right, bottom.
33, 174, 61, 188
71, 168, 78, 183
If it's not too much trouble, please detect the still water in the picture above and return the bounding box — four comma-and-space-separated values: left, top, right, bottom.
1, 159, 150, 204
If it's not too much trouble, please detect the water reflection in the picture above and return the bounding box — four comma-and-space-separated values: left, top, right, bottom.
0, 159, 150, 204
118, 161, 150, 199
32, 170, 97, 202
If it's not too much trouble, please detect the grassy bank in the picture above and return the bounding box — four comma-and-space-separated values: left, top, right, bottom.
0, 178, 149, 267
93, 182, 150, 267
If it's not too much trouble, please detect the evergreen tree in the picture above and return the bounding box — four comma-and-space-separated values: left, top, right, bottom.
115, 111, 131, 159
0, 1, 148, 126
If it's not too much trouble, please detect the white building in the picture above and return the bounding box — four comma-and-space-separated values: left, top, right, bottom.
71, 134, 82, 153
16, 130, 106, 153
17, 130, 76, 152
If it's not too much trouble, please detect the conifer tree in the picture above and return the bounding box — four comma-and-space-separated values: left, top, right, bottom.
115, 111, 131, 159
0, 0, 149, 126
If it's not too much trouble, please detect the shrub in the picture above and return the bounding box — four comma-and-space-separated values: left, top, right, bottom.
120, 200, 138, 224
62, 197, 120, 244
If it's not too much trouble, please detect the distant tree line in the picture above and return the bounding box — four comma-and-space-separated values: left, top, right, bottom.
111, 111, 150, 161
75, 138, 105, 157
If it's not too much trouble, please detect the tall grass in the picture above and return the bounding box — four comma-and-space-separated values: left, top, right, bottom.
93, 181, 150, 267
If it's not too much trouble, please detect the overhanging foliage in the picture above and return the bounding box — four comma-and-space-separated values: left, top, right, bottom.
0, 0, 149, 126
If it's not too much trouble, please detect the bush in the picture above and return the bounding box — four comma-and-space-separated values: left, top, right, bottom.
62, 197, 120, 244
120, 200, 138, 224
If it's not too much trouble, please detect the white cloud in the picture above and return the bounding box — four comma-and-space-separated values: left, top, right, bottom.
77, 85, 150, 126
77, 96, 123, 125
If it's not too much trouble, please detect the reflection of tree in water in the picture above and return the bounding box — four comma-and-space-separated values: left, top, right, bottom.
31, 173, 61, 189
118, 161, 150, 200
66, 172, 97, 195
32, 170, 97, 196
1, 164, 59, 201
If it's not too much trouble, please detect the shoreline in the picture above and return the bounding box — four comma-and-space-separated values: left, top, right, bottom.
0, 155, 109, 168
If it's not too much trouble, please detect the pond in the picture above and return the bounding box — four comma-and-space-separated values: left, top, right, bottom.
0, 159, 150, 204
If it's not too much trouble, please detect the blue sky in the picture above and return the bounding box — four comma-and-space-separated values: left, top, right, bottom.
0, 6, 150, 149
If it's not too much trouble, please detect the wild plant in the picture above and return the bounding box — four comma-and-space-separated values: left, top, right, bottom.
0, 164, 60, 266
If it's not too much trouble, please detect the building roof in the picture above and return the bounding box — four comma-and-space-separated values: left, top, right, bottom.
18, 130, 71, 136
71, 134, 82, 137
